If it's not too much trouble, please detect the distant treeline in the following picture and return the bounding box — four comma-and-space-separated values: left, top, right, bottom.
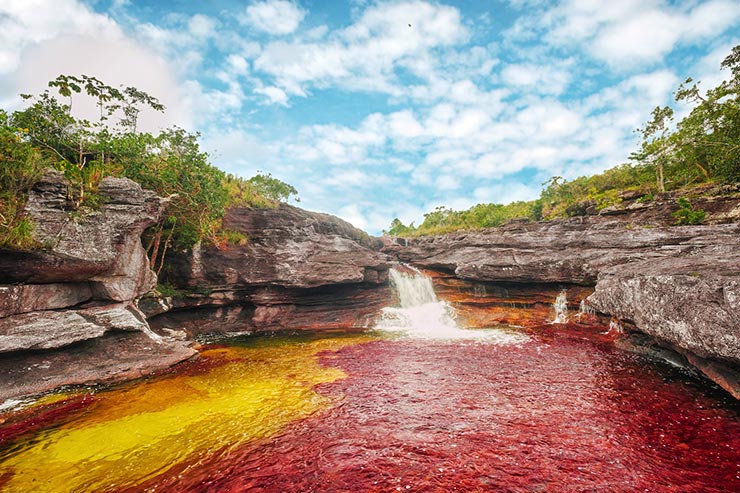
387, 45, 740, 237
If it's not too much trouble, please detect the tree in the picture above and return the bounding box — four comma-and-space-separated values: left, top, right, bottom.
632, 105, 674, 193
246, 172, 299, 203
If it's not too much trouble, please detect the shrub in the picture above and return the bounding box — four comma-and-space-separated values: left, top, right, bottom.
672, 198, 706, 225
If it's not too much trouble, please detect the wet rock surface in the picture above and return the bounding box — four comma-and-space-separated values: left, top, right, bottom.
0, 331, 196, 402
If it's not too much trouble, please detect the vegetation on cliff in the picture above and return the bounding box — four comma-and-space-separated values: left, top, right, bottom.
388, 45, 740, 237
0, 75, 297, 266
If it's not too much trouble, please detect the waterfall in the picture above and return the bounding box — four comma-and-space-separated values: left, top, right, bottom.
551, 290, 568, 324
579, 299, 595, 315
376, 266, 528, 344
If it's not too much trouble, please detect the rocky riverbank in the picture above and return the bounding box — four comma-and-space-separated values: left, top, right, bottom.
383, 203, 740, 398
2, 172, 739, 402
0, 173, 391, 402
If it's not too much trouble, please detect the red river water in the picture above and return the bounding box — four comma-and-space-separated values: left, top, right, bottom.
1, 268, 739, 492
138, 326, 740, 493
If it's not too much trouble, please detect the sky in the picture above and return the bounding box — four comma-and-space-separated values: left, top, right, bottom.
1, 0, 739, 234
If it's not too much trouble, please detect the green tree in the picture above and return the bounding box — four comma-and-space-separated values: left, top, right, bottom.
632, 105, 674, 193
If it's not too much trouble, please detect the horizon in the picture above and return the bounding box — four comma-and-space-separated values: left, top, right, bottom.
1, 0, 739, 234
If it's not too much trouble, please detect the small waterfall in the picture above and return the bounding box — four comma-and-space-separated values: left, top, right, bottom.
579, 299, 595, 315
375, 266, 459, 339
576, 299, 595, 322
551, 290, 568, 324
608, 319, 624, 334
376, 266, 528, 344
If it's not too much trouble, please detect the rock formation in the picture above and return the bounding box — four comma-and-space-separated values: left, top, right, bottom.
0, 171, 196, 401
146, 205, 392, 335
384, 214, 740, 398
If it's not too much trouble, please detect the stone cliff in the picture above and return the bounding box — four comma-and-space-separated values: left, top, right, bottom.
144, 204, 391, 335
0, 171, 196, 401
384, 212, 740, 398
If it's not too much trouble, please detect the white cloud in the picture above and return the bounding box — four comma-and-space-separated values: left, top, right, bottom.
254, 85, 289, 105
240, 0, 306, 35
0, 1, 189, 130
252, 1, 470, 101
510, 0, 740, 68
202, 128, 280, 176
188, 14, 218, 39
501, 62, 572, 95
0, 0, 119, 75
226, 54, 250, 75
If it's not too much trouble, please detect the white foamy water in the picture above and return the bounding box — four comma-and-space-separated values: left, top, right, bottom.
551, 290, 568, 324
376, 266, 529, 344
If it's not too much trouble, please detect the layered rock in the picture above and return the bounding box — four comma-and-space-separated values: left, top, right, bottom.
0, 171, 196, 402
385, 217, 740, 397
424, 270, 600, 328
148, 205, 391, 335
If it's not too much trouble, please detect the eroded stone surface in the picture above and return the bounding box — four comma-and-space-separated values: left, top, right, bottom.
0, 283, 92, 318
167, 205, 389, 289
0, 304, 148, 353
0, 171, 162, 300
150, 205, 393, 335
0, 331, 196, 402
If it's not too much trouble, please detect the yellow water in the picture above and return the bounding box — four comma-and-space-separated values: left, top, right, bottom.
0, 333, 373, 492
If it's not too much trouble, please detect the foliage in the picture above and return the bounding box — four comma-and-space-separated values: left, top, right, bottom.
156, 282, 184, 298
385, 201, 540, 237
672, 198, 706, 225
388, 44, 740, 237
0, 113, 47, 249
0, 75, 297, 268
246, 172, 299, 203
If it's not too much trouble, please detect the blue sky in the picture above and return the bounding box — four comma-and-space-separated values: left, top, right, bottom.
1, 0, 739, 233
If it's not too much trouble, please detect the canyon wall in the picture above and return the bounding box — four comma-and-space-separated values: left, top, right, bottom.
143, 205, 391, 335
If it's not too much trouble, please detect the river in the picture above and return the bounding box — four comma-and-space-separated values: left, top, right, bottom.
0, 269, 738, 492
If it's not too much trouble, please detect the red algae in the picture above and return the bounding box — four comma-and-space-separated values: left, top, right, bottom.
143, 327, 740, 493
0, 394, 95, 448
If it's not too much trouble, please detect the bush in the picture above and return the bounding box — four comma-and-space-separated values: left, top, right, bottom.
672, 198, 706, 225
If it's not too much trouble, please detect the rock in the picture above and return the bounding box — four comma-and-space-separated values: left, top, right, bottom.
0, 171, 162, 301
384, 218, 737, 285
0, 304, 149, 353
386, 217, 740, 397
168, 205, 389, 289
0, 283, 92, 318
0, 171, 170, 401
150, 205, 393, 336
588, 260, 740, 364
424, 269, 601, 328
0, 331, 197, 402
